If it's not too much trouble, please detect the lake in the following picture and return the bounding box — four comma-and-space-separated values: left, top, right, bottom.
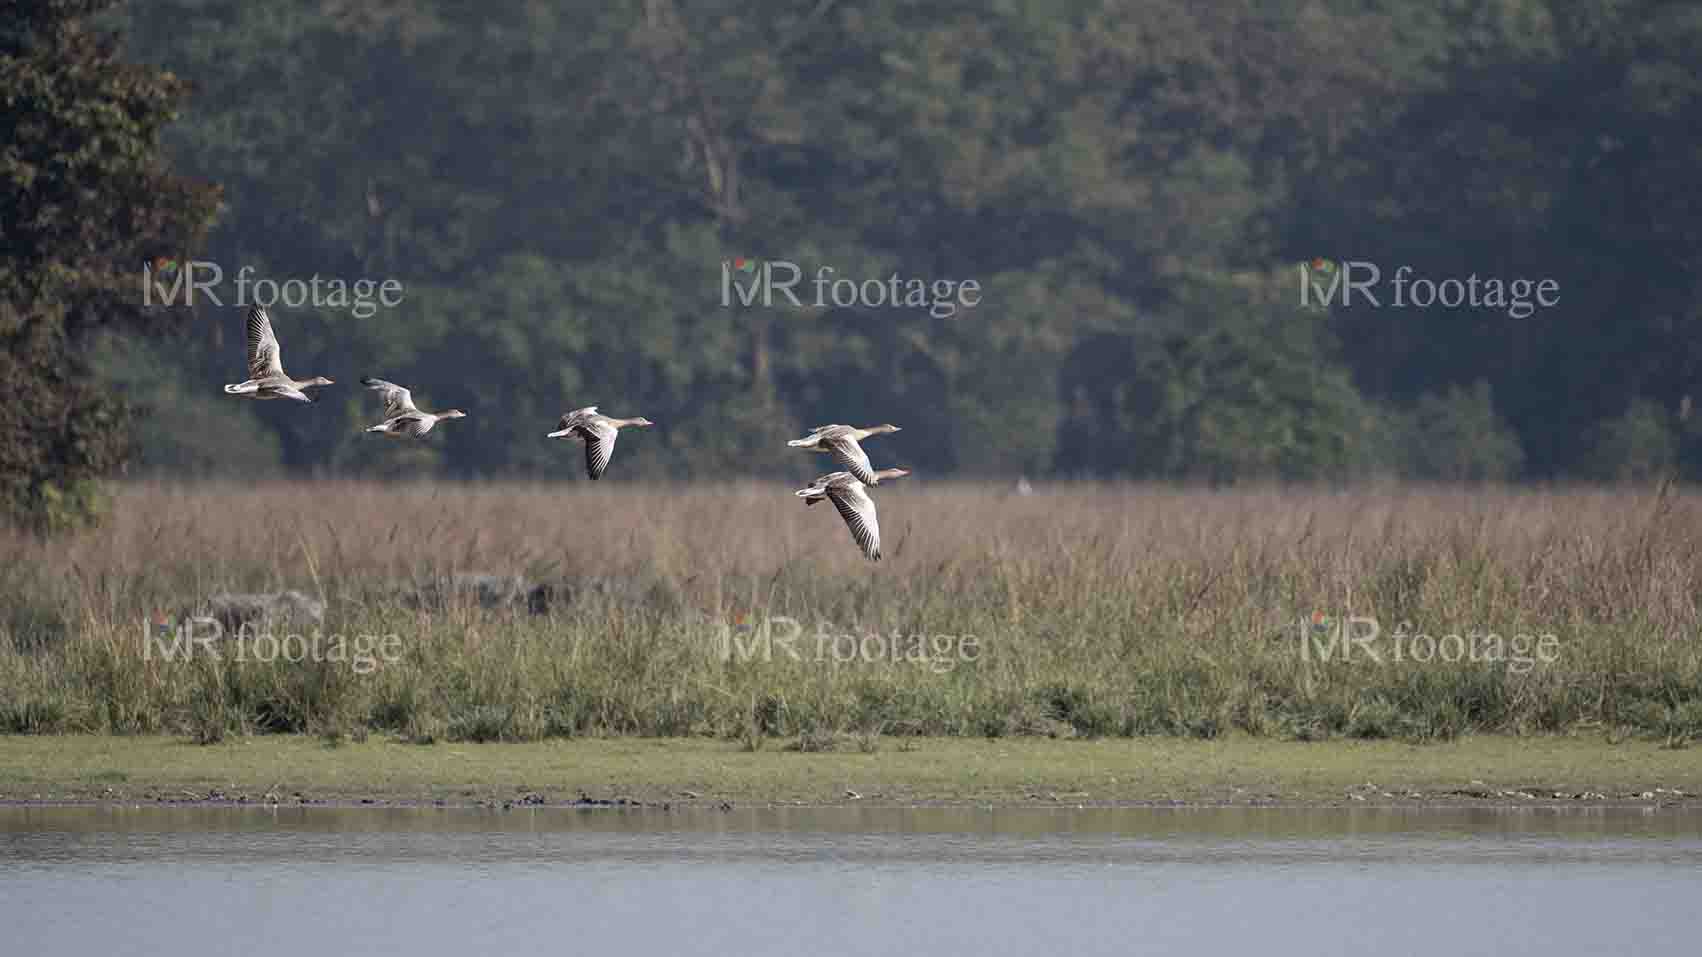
4, 805, 1698, 955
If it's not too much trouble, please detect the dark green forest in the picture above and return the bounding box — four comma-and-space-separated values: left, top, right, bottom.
6, 0, 1702, 507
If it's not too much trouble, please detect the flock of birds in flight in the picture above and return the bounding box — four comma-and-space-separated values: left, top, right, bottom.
219, 305, 910, 560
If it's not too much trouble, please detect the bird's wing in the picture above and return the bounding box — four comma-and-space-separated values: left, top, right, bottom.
825, 435, 877, 484
389, 414, 433, 437
581, 421, 619, 479
557, 406, 598, 432
276, 386, 312, 403
796, 424, 848, 441
828, 483, 883, 561
362, 377, 418, 417
246, 306, 284, 378
795, 471, 846, 502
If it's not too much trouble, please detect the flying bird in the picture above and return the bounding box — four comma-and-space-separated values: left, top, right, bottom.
795, 468, 910, 561
222, 305, 333, 402
361, 377, 467, 436
547, 406, 654, 480
786, 423, 902, 485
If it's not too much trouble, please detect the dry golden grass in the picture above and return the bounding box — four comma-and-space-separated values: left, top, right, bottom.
2, 479, 1700, 744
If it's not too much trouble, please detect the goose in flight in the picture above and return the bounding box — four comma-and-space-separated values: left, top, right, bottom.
786, 423, 902, 485
361, 377, 467, 436
222, 305, 333, 402
795, 468, 910, 561
547, 406, 655, 480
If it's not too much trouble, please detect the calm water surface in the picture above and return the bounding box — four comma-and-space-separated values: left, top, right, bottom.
3, 805, 1697, 956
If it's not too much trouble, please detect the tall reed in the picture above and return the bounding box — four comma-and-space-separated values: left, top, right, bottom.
2, 480, 1699, 744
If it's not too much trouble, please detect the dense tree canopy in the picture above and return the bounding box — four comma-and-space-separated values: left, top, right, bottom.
0, 0, 219, 528
6, 0, 1700, 504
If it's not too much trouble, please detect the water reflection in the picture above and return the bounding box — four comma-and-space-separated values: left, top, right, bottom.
4, 806, 1699, 957
5, 802, 1700, 837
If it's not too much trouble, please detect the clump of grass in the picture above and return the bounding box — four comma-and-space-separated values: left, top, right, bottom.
0, 480, 1698, 743
787, 729, 840, 752
0, 697, 69, 734
447, 706, 520, 743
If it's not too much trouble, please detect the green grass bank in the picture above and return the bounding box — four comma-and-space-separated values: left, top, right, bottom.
2, 735, 1697, 807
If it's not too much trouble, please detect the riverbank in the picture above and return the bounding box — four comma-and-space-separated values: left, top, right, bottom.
2, 734, 1696, 808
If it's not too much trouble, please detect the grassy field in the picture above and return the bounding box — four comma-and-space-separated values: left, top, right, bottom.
1, 480, 1700, 752
1, 734, 1696, 806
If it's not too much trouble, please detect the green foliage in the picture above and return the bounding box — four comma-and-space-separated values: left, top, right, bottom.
1400, 382, 1526, 481
0, 0, 220, 530
1588, 399, 1678, 481
1056, 272, 1384, 480
89, 332, 283, 476
0, 0, 1691, 486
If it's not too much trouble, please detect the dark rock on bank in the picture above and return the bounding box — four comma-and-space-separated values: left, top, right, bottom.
192, 590, 326, 636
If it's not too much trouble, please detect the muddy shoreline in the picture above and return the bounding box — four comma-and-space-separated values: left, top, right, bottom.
3, 789, 1695, 812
